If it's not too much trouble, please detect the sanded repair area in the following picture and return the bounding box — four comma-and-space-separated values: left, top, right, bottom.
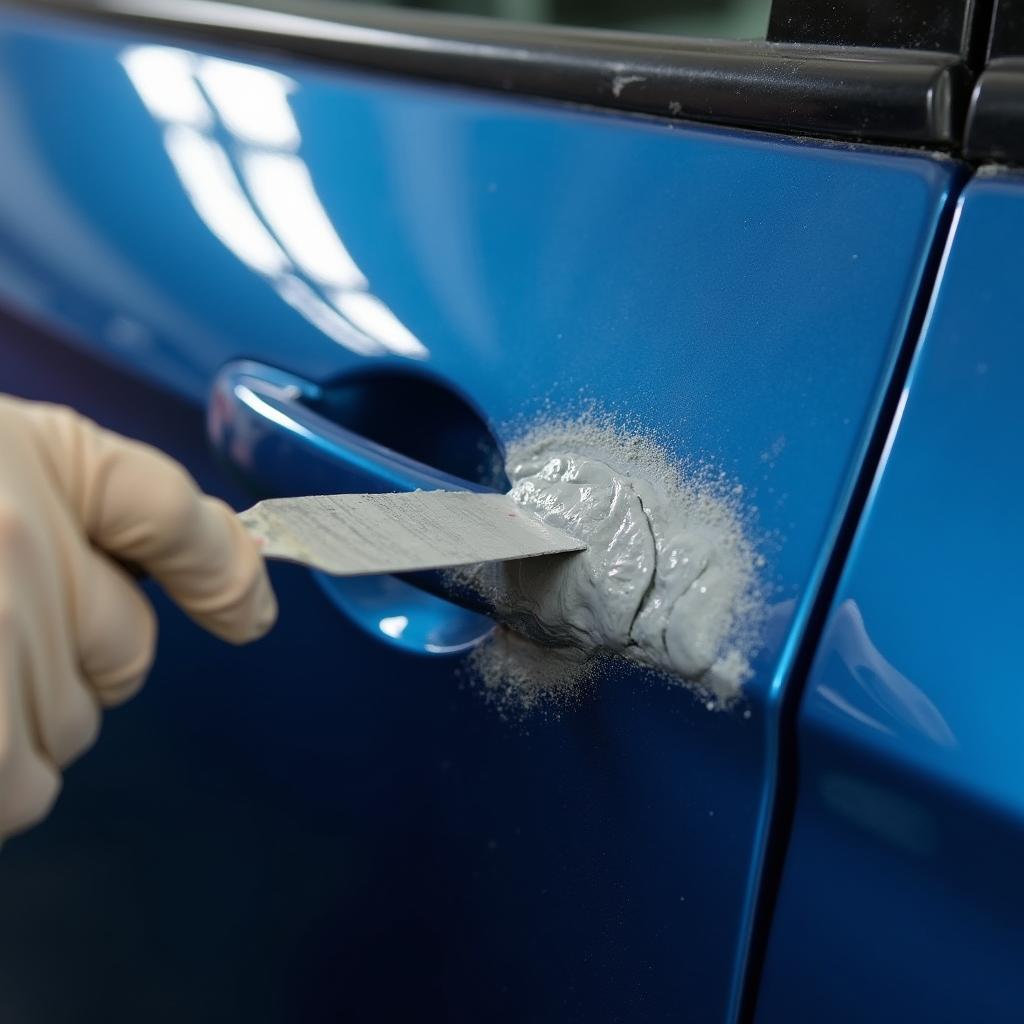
462, 417, 764, 710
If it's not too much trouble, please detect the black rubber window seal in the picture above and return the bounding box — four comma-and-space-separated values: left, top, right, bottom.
5, 0, 970, 149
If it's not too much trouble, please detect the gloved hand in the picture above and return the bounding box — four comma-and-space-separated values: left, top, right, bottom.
0, 395, 276, 838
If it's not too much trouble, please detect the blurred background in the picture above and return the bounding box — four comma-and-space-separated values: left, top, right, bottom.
240, 0, 774, 40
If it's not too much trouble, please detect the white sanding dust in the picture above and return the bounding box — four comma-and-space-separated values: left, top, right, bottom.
461, 415, 764, 715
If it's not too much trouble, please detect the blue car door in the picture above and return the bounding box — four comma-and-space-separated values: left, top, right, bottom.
0, 0, 974, 1020
751, 167, 1024, 1024
752, 0, 1024, 1012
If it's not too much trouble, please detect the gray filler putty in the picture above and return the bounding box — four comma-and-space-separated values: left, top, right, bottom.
458, 415, 764, 714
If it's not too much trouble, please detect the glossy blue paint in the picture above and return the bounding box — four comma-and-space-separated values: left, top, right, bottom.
754, 175, 1024, 1023
0, 11, 962, 1022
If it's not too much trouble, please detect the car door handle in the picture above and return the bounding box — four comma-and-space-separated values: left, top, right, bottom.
208, 360, 495, 500
207, 360, 501, 624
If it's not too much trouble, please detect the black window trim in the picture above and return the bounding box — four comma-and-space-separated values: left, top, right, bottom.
8, 0, 970, 149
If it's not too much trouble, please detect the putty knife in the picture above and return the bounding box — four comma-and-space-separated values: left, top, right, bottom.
238, 490, 587, 576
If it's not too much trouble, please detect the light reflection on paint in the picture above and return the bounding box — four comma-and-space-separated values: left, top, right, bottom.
333, 289, 429, 359
276, 274, 383, 357
241, 151, 367, 289
121, 46, 212, 128
163, 124, 288, 276
197, 57, 300, 148
820, 599, 957, 750
379, 615, 409, 639
233, 382, 315, 438
119, 44, 428, 361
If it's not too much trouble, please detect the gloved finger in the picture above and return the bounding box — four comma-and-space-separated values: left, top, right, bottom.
120, 487, 276, 645
0, 628, 61, 837
28, 405, 277, 644
72, 546, 157, 708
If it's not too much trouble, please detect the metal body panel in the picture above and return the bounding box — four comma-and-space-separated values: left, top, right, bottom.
0, 12, 960, 1022
754, 175, 1024, 1023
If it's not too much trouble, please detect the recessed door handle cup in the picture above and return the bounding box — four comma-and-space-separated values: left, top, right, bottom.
208, 360, 501, 618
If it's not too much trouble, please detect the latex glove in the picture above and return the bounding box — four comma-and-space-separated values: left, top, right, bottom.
0, 395, 276, 837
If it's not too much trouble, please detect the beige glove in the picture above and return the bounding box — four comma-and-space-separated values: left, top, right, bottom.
0, 394, 276, 838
